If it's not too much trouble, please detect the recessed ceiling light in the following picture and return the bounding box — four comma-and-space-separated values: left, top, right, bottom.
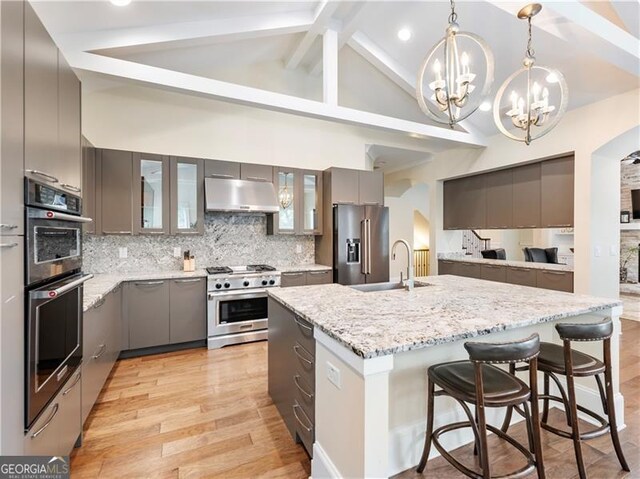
546, 72, 559, 83
397, 28, 412, 42
110, 0, 131, 6
479, 101, 492, 112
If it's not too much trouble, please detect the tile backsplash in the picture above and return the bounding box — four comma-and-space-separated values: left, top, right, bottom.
83, 213, 315, 273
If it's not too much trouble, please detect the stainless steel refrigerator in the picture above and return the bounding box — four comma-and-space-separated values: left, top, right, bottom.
333, 204, 389, 285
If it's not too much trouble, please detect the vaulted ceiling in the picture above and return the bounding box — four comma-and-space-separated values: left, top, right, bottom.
32, 0, 640, 163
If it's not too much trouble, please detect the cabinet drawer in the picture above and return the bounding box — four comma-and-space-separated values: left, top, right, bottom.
169, 278, 206, 344
24, 370, 81, 456
457, 262, 481, 279
280, 272, 307, 288
293, 342, 314, 386
293, 373, 314, 423
292, 314, 315, 355
480, 264, 507, 283
506, 267, 537, 287
293, 401, 314, 457
536, 270, 573, 293
438, 260, 456, 275
127, 280, 170, 349
305, 270, 332, 285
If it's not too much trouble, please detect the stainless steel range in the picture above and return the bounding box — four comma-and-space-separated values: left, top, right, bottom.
206, 264, 280, 349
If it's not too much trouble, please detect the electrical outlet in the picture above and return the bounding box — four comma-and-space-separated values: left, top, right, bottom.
594, 245, 602, 257
610, 245, 618, 257
118, 247, 128, 259
326, 361, 341, 389
296, 244, 303, 254
173, 247, 182, 258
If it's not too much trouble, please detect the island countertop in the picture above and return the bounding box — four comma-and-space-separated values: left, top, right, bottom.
267, 275, 620, 359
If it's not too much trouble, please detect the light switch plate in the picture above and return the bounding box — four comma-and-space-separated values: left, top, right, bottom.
173, 247, 182, 258
118, 247, 128, 259
594, 245, 602, 257
610, 245, 618, 256
326, 361, 341, 389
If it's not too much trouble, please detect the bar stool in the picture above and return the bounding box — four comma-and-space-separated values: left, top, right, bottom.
503, 319, 630, 479
416, 334, 545, 479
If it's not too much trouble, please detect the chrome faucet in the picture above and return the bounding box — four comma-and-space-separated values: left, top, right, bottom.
392, 239, 414, 291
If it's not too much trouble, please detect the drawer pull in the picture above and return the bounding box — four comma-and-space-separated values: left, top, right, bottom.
26, 169, 59, 183
246, 176, 269, 182
93, 297, 106, 309
134, 281, 164, 286
207, 173, 235, 179
283, 272, 304, 277
294, 316, 313, 333
294, 375, 313, 400
102, 231, 132, 235
308, 271, 329, 275
63, 371, 81, 395
31, 403, 59, 439
0, 224, 18, 230
293, 403, 313, 433
92, 343, 106, 359
0, 242, 18, 248
544, 271, 568, 276
293, 345, 313, 366
174, 278, 202, 283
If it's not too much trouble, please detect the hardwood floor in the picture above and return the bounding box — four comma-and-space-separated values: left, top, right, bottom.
72, 320, 640, 478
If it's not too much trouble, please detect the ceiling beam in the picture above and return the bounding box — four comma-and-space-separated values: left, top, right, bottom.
323, 28, 339, 105
309, 2, 367, 76
284, 0, 340, 70
487, 1, 639, 77
68, 51, 488, 148
54, 11, 315, 53
347, 31, 483, 138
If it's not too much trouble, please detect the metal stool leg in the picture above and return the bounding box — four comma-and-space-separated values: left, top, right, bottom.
604, 339, 630, 472
416, 378, 435, 473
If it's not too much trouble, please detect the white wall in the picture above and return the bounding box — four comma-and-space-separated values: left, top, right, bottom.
386, 88, 640, 298
81, 81, 437, 172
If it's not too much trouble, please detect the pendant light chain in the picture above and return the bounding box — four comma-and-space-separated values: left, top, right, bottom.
526, 16, 535, 59
448, 0, 457, 24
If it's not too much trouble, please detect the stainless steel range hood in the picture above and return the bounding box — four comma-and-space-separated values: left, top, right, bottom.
205, 177, 279, 213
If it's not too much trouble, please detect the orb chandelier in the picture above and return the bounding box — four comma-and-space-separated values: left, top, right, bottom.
493, 4, 568, 145
278, 175, 293, 209
416, 0, 494, 128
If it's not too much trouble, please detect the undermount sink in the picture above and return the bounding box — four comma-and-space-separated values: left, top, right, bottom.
349, 281, 430, 293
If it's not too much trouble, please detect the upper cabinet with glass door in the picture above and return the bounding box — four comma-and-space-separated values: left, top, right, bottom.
275, 168, 296, 234
301, 171, 322, 235
170, 156, 204, 235
133, 153, 170, 234
268, 167, 322, 235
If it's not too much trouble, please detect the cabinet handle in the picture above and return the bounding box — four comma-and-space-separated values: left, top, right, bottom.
31, 403, 59, 439
514, 268, 532, 272
283, 272, 304, 277
134, 281, 164, 286
60, 183, 81, 193
174, 278, 201, 283
294, 316, 313, 333
92, 343, 106, 359
144, 231, 165, 235
207, 173, 234, 179
246, 176, 269, 182
102, 231, 132, 235
0, 242, 18, 248
308, 271, 328, 275
293, 375, 314, 400
516, 225, 538, 228
335, 201, 355, 205
26, 169, 59, 183
544, 271, 567, 276
63, 371, 81, 395
363, 201, 380, 205
93, 297, 106, 309
0, 224, 18, 230
293, 345, 313, 366
293, 403, 313, 433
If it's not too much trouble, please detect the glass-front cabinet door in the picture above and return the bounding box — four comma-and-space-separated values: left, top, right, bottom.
133, 153, 169, 234
301, 170, 323, 235
276, 168, 296, 234
170, 156, 204, 235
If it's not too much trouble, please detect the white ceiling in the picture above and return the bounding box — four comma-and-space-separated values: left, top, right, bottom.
32, 0, 640, 158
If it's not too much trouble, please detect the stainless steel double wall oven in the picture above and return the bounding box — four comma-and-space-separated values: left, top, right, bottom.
24, 178, 93, 428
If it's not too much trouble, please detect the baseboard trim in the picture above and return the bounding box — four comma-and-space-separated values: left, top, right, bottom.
311, 441, 343, 478
118, 340, 206, 359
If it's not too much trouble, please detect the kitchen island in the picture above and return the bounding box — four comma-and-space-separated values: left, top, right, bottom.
267, 275, 623, 478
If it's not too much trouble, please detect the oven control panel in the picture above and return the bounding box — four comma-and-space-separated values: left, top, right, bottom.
208, 274, 280, 291
25, 178, 82, 215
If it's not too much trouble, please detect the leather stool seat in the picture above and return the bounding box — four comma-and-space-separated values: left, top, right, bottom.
538, 342, 605, 376
429, 361, 530, 406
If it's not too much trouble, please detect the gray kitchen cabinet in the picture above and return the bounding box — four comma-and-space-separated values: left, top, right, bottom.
97, 149, 134, 235
541, 155, 574, 228
457, 262, 482, 279
82, 285, 122, 425
241, 163, 273, 182
269, 168, 323, 236
485, 169, 513, 229
305, 270, 332, 285
443, 179, 464, 230
481, 264, 507, 283
169, 278, 206, 344
512, 163, 541, 228
23, 370, 81, 456
506, 267, 537, 287
280, 271, 307, 288
126, 280, 170, 349
438, 260, 457, 275
300, 170, 323, 235
328, 168, 359, 204
170, 156, 205, 235
0, 238, 24, 454
204, 159, 240, 179
24, 3, 59, 185
443, 175, 486, 230
268, 298, 315, 457
133, 152, 170, 235
82, 138, 96, 234
536, 270, 574, 293
0, 1, 24, 236
57, 53, 82, 194
358, 170, 384, 206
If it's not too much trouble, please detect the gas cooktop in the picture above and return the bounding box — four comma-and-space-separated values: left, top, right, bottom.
206, 264, 276, 275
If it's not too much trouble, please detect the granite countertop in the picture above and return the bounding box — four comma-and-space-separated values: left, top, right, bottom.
438, 254, 574, 272
279, 264, 332, 273
267, 275, 620, 359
